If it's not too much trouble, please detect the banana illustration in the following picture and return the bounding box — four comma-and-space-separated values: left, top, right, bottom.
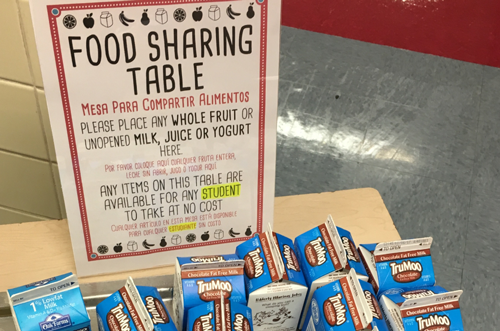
226, 5, 240, 20
119, 11, 135, 26
229, 228, 240, 237
142, 239, 155, 249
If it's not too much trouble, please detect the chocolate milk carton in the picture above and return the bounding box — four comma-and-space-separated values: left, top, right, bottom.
378, 287, 464, 331
303, 269, 372, 331
358, 280, 389, 331
173, 254, 246, 331
7, 272, 91, 331
336, 227, 369, 282
294, 215, 348, 329
235, 229, 308, 331
358, 238, 435, 294
96, 277, 177, 331
187, 296, 253, 331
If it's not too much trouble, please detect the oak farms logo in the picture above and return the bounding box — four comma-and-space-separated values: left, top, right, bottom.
283, 244, 300, 272
341, 237, 360, 262
323, 293, 347, 326
390, 260, 423, 283
416, 314, 451, 331
401, 289, 435, 299
190, 256, 226, 263
305, 237, 327, 267
233, 313, 252, 331
193, 313, 214, 331
196, 279, 233, 301
107, 303, 131, 331
145, 296, 169, 324
363, 290, 382, 320
244, 248, 265, 278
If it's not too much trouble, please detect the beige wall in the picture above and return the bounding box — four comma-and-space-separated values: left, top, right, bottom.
0, 0, 65, 224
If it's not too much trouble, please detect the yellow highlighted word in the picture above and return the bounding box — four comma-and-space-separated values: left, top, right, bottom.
202, 182, 241, 200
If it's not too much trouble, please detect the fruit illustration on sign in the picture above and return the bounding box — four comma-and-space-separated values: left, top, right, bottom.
113, 243, 123, 253
173, 8, 186, 22
186, 233, 196, 243
226, 5, 241, 20
83, 13, 94, 28
97, 245, 108, 254
62, 14, 77, 29
208, 5, 221, 21
214, 229, 224, 239
142, 239, 155, 249
247, 3, 255, 19
141, 9, 150, 25
155, 8, 168, 24
201, 231, 210, 241
127, 241, 138, 251
229, 228, 240, 237
160, 236, 167, 247
192, 7, 203, 21
100, 11, 113, 28
245, 226, 252, 236
172, 234, 182, 245
119, 11, 135, 26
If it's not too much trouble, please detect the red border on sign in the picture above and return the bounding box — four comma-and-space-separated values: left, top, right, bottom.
47, 0, 268, 261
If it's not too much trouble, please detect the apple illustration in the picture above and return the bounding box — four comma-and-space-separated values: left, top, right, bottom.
83, 13, 94, 28
113, 243, 123, 253
192, 7, 203, 22
201, 231, 210, 241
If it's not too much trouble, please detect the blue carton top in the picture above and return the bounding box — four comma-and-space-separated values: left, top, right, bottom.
177, 255, 240, 266
294, 216, 347, 286
235, 232, 306, 293
337, 227, 368, 279
359, 280, 389, 331
8, 273, 90, 331
187, 298, 253, 331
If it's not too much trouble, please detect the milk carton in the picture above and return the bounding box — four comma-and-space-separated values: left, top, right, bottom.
294, 215, 348, 329
358, 280, 389, 331
336, 227, 369, 282
378, 287, 464, 331
173, 254, 246, 331
235, 229, 308, 331
358, 238, 435, 294
96, 277, 177, 331
186, 296, 253, 331
7, 272, 91, 331
303, 269, 372, 331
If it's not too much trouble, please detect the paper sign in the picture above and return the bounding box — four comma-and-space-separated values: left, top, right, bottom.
29, 0, 281, 276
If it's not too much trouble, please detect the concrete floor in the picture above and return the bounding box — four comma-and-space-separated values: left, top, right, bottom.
275, 26, 499, 329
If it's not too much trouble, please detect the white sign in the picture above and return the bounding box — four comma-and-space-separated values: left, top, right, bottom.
29, 0, 281, 276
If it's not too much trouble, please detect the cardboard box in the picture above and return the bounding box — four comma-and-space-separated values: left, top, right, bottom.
378, 287, 464, 331
359, 280, 389, 331
294, 215, 348, 329
96, 277, 177, 331
358, 238, 435, 294
187, 296, 253, 331
302, 269, 372, 331
7, 272, 91, 331
173, 255, 246, 331
337, 227, 369, 282
236, 230, 308, 331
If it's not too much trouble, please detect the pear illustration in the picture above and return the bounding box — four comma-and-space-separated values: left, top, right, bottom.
160, 236, 167, 247
246, 3, 255, 19
245, 226, 252, 236
141, 9, 150, 25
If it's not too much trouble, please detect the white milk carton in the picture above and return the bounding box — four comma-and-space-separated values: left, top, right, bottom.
235, 229, 308, 331
172, 254, 246, 331
378, 286, 464, 331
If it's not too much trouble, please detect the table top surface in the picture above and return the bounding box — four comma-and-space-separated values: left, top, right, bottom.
0, 188, 400, 292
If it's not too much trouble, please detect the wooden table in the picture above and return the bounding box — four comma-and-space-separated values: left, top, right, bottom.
0, 188, 400, 292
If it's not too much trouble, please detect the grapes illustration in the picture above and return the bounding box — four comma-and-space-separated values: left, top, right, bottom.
186, 233, 196, 243
97, 245, 109, 254
63, 14, 77, 29
173, 8, 186, 22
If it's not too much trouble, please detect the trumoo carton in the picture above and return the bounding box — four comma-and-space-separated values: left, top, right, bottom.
96, 277, 177, 331
236, 230, 308, 331
358, 280, 389, 331
378, 287, 464, 331
336, 227, 369, 282
294, 215, 348, 329
358, 238, 435, 294
173, 254, 246, 331
7, 272, 91, 331
303, 269, 372, 331
187, 296, 253, 331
